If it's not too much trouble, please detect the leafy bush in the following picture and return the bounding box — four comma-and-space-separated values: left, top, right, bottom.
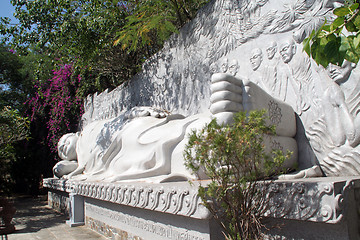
0, 106, 30, 195
304, 0, 360, 67
184, 110, 291, 240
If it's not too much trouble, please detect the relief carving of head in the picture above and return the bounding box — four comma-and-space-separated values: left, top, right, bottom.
220, 58, 229, 73
280, 40, 296, 64
58, 133, 79, 160
228, 59, 239, 76
266, 41, 277, 60
210, 62, 219, 74
250, 48, 263, 71
327, 60, 357, 84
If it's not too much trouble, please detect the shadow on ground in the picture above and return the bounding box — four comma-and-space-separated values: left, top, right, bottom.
10, 195, 66, 234
1, 195, 106, 240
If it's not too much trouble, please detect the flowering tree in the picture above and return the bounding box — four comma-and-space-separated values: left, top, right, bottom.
27, 64, 83, 152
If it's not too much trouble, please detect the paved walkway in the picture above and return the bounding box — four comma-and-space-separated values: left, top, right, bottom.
2, 196, 107, 240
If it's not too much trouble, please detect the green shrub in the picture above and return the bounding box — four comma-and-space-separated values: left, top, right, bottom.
184, 110, 291, 240
0, 106, 30, 195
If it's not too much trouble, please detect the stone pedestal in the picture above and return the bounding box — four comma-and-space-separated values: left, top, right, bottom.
66, 193, 85, 227
44, 177, 360, 240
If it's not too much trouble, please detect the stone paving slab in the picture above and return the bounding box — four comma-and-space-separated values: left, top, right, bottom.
2, 196, 107, 240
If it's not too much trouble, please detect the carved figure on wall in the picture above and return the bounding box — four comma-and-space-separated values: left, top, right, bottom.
323, 83, 360, 148
279, 39, 296, 64
248, 48, 272, 95
277, 39, 314, 116
220, 58, 229, 73
285, 61, 360, 179
327, 61, 359, 116
305, 62, 360, 177
250, 48, 263, 71
266, 41, 277, 60
54, 74, 298, 183
228, 59, 239, 76
264, 41, 281, 98
210, 62, 219, 75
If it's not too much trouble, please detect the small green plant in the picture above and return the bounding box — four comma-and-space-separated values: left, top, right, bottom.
184, 110, 291, 240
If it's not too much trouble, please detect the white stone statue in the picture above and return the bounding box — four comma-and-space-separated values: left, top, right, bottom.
53, 133, 79, 178
54, 74, 298, 183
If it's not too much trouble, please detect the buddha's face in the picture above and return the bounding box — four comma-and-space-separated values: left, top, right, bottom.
58, 133, 78, 160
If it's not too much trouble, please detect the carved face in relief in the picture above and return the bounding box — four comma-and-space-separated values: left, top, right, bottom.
210, 62, 219, 74
327, 61, 356, 84
250, 48, 263, 71
280, 40, 296, 63
228, 59, 239, 76
220, 58, 229, 73
266, 41, 277, 60
58, 133, 78, 160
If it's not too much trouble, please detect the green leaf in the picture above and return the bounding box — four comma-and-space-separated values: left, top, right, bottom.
354, 34, 360, 48
311, 38, 330, 67
322, 25, 331, 32
340, 36, 351, 52
350, 3, 359, 12
354, 14, 360, 28
333, 7, 350, 17
324, 39, 344, 65
331, 17, 345, 31
319, 36, 329, 47
346, 20, 358, 32
345, 50, 359, 63
341, 36, 360, 63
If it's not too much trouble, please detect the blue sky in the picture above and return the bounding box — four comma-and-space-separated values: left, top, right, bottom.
0, 0, 17, 23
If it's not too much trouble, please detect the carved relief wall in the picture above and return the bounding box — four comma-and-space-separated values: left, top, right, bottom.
80, 0, 360, 177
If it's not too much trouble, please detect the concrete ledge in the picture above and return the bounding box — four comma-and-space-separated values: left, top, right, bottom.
44, 177, 360, 239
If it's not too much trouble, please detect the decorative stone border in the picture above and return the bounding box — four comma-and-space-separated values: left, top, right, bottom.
263, 178, 358, 223
43, 176, 360, 223
44, 178, 210, 219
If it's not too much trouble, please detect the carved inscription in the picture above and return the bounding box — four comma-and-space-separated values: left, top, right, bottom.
86, 203, 206, 240
268, 100, 282, 125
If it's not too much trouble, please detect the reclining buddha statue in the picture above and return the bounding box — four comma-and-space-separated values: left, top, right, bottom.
53, 72, 298, 183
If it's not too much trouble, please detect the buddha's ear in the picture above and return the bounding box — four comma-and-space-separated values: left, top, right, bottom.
75, 132, 80, 137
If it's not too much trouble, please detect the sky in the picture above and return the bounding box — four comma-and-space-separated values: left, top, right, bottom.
0, 0, 17, 23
